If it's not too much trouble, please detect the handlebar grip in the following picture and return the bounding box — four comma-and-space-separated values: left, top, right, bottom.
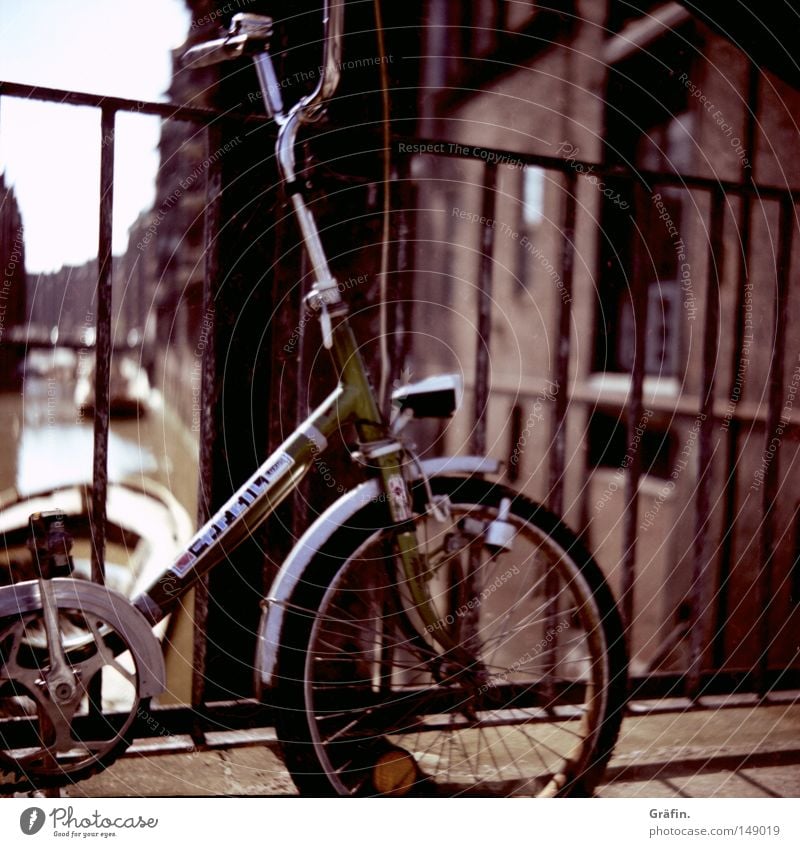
180, 35, 247, 69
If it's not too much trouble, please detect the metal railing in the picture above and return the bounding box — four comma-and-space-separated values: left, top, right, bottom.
0, 76, 798, 777
0, 79, 273, 747
401, 137, 800, 700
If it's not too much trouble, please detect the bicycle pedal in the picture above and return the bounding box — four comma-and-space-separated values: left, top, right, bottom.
26, 510, 74, 580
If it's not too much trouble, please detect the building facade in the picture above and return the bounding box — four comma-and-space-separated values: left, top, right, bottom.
406, 0, 800, 677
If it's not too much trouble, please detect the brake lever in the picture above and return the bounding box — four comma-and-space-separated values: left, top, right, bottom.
180, 13, 274, 70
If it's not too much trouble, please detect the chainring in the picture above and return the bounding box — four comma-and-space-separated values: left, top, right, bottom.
0, 578, 164, 789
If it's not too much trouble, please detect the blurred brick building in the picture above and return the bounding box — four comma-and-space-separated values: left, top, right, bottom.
409, 0, 800, 677
0, 171, 26, 388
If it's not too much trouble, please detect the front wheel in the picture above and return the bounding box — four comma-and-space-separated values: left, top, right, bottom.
274, 475, 628, 797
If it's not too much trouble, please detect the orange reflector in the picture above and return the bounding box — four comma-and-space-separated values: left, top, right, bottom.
372, 748, 418, 796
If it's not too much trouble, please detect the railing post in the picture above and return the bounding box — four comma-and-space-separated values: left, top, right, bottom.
471, 161, 498, 455
547, 170, 576, 518
687, 187, 726, 697
619, 182, 648, 635
90, 106, 116, 587
191, 124, 224, 718
755, 195, 794, 694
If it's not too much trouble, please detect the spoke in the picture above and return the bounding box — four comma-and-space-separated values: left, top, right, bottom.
1, 621, 27, 676
533, 715, 589, 743
513, 719, 580, 763
479, 606, 579, 654
452, 720, 480, 784
85, 618, 136, 687
474, 720, 483, 782
312, 639, 433, 678
492, 727, 551, 778
480, 723, 506, 782
412, 723, 448, 768
481, 654, 593, 675
320, 715, 366, 744
489, 723, 527, 781
0, 617, 45, 681
478, 585, 562, 649
480, 579, 557, 661
302, 501, 610, 798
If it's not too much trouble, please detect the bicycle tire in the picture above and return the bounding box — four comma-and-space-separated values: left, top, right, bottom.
274, 475, 628, 797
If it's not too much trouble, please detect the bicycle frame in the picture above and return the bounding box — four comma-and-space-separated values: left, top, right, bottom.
132, 314, 408, 627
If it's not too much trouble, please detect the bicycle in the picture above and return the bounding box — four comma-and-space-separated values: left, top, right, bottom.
0, 3, 628, 797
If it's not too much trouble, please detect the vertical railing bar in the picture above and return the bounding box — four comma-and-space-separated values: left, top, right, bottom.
755, 195, 794, 694
620, 182, 647, 633
465, 160, 498, 666
192, 124, 223, 715
496, 0, 508, 33
712, 193, 752, 667
392, 158, 412, 385
470, 161, 498, 455
687, 187, 725, 697
265, 109, 299, 584
291, 246, 311, 542
713, 59, 759, 670
542, 169, 577, 695
547, 170, 576, 518
90, 106, 115, 586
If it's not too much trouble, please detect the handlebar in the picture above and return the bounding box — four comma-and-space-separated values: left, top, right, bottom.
180, 14, 274, 69
181, 34, 250, 69
181, 2, 345, 126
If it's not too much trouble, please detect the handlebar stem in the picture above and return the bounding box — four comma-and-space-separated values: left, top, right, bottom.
253, 52, 286, 121
296, 0, 345, 125
268, 1, 346, 300
247, 3, 346, 299
277, 111, 337, 292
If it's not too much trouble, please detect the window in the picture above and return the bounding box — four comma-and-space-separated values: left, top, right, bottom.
522, 166, 545, 226
428, 2, 552, 94
514, 166, 545, 294
587, 410, 672, 479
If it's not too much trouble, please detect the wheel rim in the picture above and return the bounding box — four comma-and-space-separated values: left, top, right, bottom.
302, 499, 611, 796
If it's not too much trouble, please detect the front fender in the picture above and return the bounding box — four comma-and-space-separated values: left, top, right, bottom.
255, 455, 500, 693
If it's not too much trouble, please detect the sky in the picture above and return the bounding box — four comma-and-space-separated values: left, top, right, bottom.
0, 0, 191, 272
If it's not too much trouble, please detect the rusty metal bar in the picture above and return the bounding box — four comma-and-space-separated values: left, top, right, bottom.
0, 80, 268, 127
714, 60, 759, 669
541, 171, 577, 692
399, 136, 800, 203
507, 403, 523, 484
496, 0, 508, 33
290, 248, 311, 542
192, 126, 223, 712
620, 184, 647, 632
756, 195, 795, 693
687, 187, 726, 696
713, 194, 752, 668
2, 75, 795, 199
547, 170, 576, 517
470, 161, 498, 455
392, 158, 413, 386
89, 107, 115, 586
